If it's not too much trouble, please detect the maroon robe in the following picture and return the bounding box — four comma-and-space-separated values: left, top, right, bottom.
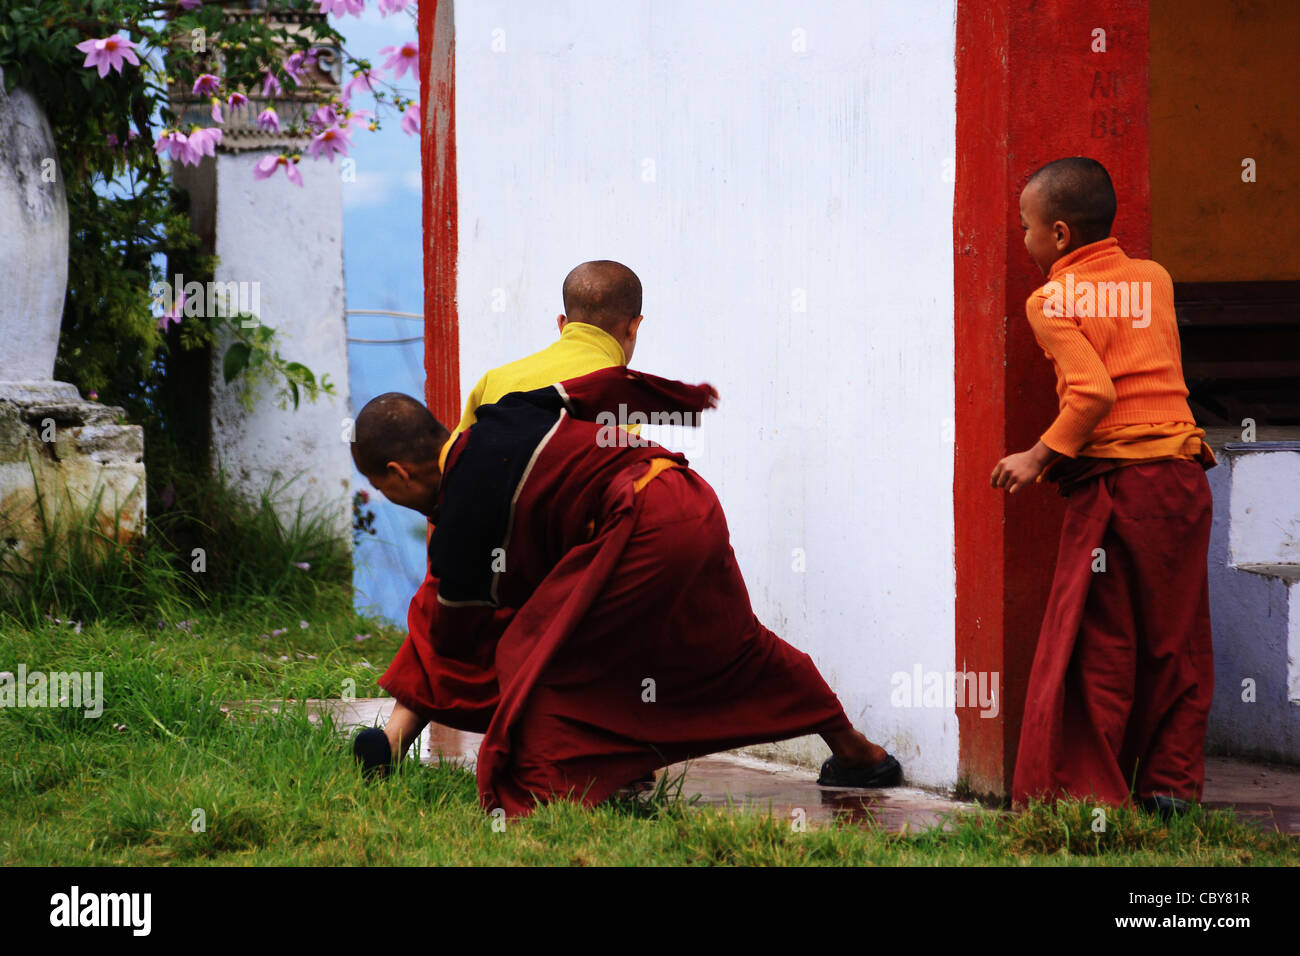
1012, 459, 1215, 806
379, 566, 502, 734
387, 367, 852, 816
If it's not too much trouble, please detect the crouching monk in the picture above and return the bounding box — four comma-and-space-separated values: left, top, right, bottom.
351, 366, 901, 816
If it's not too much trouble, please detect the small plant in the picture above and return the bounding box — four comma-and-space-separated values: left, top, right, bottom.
0, 460, 198, 627
351, 489, 377, 545
0, 458, 351, 629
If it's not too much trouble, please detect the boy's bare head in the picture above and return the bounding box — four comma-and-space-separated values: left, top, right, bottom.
351, 392, 450, 516
558, 260, 644, 362
1020, 157, 1117, 276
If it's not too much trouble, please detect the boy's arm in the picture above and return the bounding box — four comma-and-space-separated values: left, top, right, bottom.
1024, 293, 1117, 456
991, 293, 1115, 493
991, 440, 1059, 494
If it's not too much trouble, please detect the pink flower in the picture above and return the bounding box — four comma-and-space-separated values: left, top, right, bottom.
192, 73, 220, 96
186, 125, 222, 162
341, 67, 384, 104
318, 0, 366, 17
154, 129, 190, 163
74, 34, 141, 78
228, 92, 249, 111
261, 71, 282, 97
158, 291, 184, 332
378, 0, 411, 15
253, 153, 304, 187
306, 103, 341, 130
210, 97, 223, 124
344, 108, 375, 132
284, 51, 309, 85
401, 101, 419, 136
308, 125, 353, 162
379, 42, 418, 82
257, 107, 281, 133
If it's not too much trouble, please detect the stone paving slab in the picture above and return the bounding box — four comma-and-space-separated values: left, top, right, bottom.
278, 698, 1300, 834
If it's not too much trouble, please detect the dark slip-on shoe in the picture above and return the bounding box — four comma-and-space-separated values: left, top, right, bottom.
1140, 794, 1191, 819
817, 754, 903, 788
353, 727, 393, 780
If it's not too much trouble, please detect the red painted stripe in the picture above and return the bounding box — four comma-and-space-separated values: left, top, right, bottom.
420, 0, 460, 428
955, 0, 1151, 796
954, 0, 1011, 797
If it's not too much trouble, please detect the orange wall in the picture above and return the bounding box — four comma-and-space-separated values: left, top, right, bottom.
1150, 0, 1300, 280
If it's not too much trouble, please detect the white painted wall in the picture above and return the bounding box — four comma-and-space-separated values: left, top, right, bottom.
206, 151, 352, 540
454, 1, 958, 786
1229, 447, 1300, 567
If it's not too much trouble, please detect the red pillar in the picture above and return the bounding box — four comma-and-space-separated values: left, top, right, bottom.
419, 0, 461, 427
954, 0, 1151, 797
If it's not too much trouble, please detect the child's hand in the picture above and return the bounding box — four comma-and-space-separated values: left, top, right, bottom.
990, 441, 1057, 494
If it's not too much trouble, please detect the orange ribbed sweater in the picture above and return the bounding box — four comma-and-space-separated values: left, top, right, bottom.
1025, 237, 1210, 462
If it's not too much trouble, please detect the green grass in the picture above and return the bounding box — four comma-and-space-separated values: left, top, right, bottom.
2, 608, 1297, 866
0, 460, 352, 628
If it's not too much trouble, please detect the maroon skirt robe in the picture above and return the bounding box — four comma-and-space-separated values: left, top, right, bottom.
1012, 459, 1215, 807
477, 462, 851, 816
383, 367, 852, 816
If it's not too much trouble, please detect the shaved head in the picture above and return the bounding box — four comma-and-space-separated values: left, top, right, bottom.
1026, 157, 1116, 246
561, 260, 642, 334
351, 392, 449, 476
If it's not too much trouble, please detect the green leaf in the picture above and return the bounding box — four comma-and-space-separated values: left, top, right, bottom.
283, 361, 315, 386
222, 342, 250, 383
288, 379, 300, 410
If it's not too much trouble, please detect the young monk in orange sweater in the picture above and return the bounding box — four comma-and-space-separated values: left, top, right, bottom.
991, 157, 1217, 817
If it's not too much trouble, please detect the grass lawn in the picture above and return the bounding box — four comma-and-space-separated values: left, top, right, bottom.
2, 604, 1297, 866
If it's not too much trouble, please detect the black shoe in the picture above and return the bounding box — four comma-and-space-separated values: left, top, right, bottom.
1140, 794, 1190, 819
817, 754, 903, 788
353, 727, 393, 780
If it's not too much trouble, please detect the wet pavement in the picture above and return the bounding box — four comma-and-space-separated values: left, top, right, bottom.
290, 698, 1300, 835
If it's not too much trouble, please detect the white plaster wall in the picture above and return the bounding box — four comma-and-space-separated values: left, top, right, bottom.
207, 151, 352, 539
455, 1, 958, 786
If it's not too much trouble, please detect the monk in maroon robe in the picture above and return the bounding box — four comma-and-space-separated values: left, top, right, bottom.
992, 158, 1215, 815
351, 366, 901, 816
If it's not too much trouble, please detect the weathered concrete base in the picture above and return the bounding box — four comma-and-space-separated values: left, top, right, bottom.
1206, 438, 1300, 765
0, 383, 145, 566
